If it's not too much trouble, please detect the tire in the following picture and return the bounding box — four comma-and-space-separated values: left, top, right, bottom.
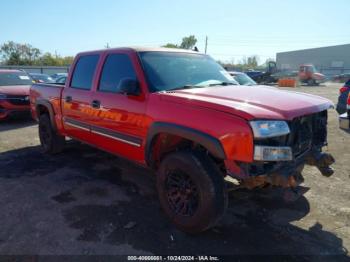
156, 150, 228, 234
307, 79, 316, 86
38, 114, 65, 154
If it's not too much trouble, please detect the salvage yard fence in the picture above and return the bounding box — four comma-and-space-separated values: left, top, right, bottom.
318, 67, 350, 77
1, 65, 349, 79
0, 65, 70, 75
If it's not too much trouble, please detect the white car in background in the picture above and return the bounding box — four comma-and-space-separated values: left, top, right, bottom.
228, 71, 257, 86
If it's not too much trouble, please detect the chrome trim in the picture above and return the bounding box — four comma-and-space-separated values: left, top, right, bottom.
65, 121, 90, 131
63, 117, 142, 147
91, 129, 141, 147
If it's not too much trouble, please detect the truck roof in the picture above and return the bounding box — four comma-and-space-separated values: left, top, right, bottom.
77, 46, 202, 56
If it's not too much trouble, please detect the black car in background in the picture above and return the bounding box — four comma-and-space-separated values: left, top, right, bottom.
29, 73, 54, 83
336, 79, 350, 114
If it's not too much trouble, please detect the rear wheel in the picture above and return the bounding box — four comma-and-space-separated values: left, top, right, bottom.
157, 150, 227, 234
39, 114, 65, 154
308, 79, 316, 86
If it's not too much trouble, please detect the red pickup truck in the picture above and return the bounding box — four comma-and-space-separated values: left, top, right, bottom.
30, 47, 335, 233
298, 64, 326, 86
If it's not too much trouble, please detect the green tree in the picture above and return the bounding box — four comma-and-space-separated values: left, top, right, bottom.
161, 35, 198, 50
247, 55, 259, 68
0, 41, 41, 65
36, 53, 59, 66
0, 41, 74, 66
162, 43, 179, 48
180, 35, 197, 50
58, 56, 74, 66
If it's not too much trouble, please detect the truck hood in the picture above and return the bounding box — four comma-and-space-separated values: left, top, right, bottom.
0, 85, 31, 96
313, 72, 325, 80
159, 85, 333, 120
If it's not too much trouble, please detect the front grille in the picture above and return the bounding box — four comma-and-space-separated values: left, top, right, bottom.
253, 110, 328, 160
6, 95, 30, 106
289, 116, 313, 158
288, 110, 327, 158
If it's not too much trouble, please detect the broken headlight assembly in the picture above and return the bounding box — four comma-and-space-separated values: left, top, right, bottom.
250, 120, 292, 161
250, 120, 290, 138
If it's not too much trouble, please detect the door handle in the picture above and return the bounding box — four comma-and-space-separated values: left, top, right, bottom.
65, 96, 72, 102
91, 100, 101, 109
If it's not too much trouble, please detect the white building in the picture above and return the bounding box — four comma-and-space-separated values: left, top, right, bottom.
276, 44, 350, 76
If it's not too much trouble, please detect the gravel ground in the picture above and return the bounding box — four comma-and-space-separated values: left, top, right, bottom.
0, 83, 349, 259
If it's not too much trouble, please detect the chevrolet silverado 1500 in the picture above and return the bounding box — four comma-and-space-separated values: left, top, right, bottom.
30, 47, 335, 233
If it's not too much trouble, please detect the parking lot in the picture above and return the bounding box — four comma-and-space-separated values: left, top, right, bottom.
0, 83, 349, 257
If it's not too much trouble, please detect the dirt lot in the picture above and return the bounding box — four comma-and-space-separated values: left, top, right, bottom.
0, 83, 349, 259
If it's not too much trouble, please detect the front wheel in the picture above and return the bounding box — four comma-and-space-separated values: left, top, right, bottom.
156, 150, 228, 234
39, 114, 65, 154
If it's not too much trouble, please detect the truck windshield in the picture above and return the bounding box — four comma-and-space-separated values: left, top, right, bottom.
139, 52, 238, 92
0, 72, 33, 86
307, 65, 317, 73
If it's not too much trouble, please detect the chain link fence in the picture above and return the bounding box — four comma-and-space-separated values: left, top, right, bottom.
0, 65, 69, 75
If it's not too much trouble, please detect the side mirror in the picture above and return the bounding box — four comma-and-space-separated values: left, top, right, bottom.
118, 78, 140, 96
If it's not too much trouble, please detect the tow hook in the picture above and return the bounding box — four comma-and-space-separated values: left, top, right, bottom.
306, 151, 335, 177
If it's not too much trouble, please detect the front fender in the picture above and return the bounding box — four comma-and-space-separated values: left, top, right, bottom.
145, 122, 226, 166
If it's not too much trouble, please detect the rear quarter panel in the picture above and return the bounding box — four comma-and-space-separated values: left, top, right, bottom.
30, 83, 65, 132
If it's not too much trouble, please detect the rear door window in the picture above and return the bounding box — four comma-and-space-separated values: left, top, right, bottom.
98, 54, 137, 93
71, 55, 99, 90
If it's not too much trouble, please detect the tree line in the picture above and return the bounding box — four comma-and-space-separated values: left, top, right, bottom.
162, 35, 270, 71
0, 38, 271, 70
0, 41, 74, 66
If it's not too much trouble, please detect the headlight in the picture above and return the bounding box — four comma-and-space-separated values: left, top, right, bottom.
254, 146, 293, 161
250, 120, 290, 138
0, 94, 7, 99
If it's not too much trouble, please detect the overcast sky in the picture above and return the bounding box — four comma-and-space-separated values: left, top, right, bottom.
0, 0, 349, 63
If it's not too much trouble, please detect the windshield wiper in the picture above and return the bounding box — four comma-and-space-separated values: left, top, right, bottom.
208, 81, 237, 87
166, 85, 203, 91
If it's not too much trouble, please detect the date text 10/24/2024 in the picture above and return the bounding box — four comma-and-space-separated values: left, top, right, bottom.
127, 256, 220, 261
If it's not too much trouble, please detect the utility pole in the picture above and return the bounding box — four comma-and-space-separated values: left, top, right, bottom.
205, 36, 208, 54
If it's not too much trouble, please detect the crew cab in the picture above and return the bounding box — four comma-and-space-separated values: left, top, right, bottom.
0, 69, 32, 120
30, 47, 335, 233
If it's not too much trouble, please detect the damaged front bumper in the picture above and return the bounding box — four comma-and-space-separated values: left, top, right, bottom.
225, 110, 335, 192
227, 148, 335, 190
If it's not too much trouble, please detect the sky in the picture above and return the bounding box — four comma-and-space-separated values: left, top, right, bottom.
0, 0, 349, 64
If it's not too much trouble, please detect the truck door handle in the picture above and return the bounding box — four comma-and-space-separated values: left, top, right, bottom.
65, 96, 72, 102
91, 100, 101, 109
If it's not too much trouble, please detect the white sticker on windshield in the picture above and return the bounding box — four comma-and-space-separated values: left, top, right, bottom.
220, 70, 234, 81
19, 76, 30, 80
